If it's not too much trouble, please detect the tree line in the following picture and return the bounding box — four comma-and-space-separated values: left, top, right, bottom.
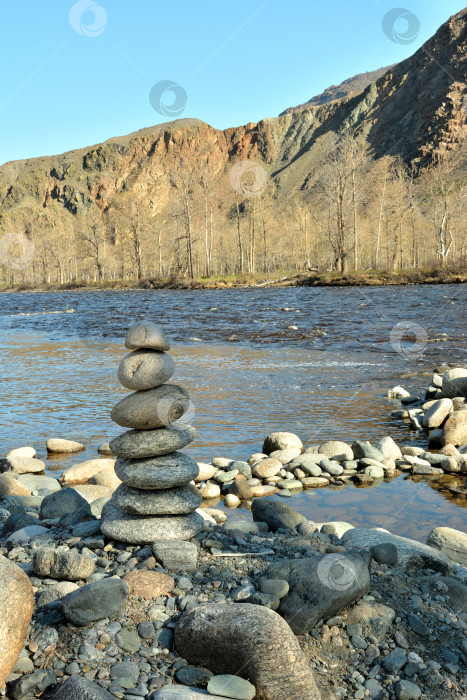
1, 131, 466, 286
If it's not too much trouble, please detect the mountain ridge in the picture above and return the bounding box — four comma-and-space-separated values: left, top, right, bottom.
279, 66, 396, 116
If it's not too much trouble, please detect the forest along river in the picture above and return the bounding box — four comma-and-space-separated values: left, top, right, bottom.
1, 285, 466, 540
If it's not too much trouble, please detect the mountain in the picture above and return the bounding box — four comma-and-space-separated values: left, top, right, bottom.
0, 8, 466, 284
279, 66, 395, 115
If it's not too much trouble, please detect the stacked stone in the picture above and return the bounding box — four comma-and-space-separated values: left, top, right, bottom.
100, 321, 204, 544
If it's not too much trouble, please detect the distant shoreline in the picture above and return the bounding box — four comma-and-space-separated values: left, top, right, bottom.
1, 268, 466, 293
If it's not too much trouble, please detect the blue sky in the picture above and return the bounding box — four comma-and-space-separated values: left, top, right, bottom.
0, 0, 465, 165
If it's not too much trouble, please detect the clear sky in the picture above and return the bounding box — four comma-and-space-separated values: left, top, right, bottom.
0, 0, 465, 165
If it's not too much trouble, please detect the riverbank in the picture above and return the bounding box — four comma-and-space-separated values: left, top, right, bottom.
1, 369, 467, 697
2, 267, 467, 293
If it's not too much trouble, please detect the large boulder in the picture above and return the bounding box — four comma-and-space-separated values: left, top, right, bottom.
266, 551, 371, 634
341, 528, 452, 574
442, 412, 467, 446
251, 499, 306, 532
262, 432, 303, 454
175, 604, 321, 700
0, 556, 34, 686
426, 527, 467, 566
441, 368, 467, 399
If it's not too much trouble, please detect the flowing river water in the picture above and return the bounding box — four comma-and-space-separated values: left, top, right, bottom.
1, 285, 466, 541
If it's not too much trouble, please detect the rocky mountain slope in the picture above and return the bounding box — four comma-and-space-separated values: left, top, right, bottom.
279, 66, 394, 115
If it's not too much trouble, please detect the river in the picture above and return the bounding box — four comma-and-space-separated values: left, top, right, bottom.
0, 285, 466, 540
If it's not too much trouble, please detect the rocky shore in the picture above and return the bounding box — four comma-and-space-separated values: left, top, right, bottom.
0, 328, 466, 700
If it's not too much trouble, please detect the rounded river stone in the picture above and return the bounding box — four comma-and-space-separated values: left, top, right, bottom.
118, 349, 175, 391
113, 483, 202, 515
115, 452, 199, 490
109, 425, 196, 459
100, 501, 205, 543
111, 384, 190, 430
125, 322, 170, 351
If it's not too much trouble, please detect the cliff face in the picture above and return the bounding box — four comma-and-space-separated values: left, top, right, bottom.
0, 9, 466, 229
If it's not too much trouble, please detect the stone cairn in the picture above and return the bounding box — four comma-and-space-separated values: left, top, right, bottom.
100, 321, 205, 544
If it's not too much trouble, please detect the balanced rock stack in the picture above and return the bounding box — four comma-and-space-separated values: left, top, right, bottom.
100, 321, 204, 544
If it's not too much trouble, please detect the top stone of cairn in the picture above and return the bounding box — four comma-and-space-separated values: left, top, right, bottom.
125, 321, 171, 352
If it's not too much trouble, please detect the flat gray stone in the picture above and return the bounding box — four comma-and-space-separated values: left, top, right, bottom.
207, 675, 256, 700
46, 438, 85, 454
153, 688, 237, 699
60, 578, 130, 626
125, 321, 170, 351
100, 501, 205, 543
319, 459, 344, 476
152, 539, 198, 571
351, 441, 384, 462
342, 528, 452, 574
33, 548, 95, 580
109, 425, 196, 459
6, 525, 49, 544
0, 456, 45, 475
251, 499, 306, 532
395, 680, 421, 699
115, 452, 199, 490
113, 483, 202, 515
267, 551, 371, 634
51, 675, 115, 699
36, 581, 79, 608
111, 384, 190, 430
40, 488, 88, 520
118, 349, 175, 390
16, 474, 60, 494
